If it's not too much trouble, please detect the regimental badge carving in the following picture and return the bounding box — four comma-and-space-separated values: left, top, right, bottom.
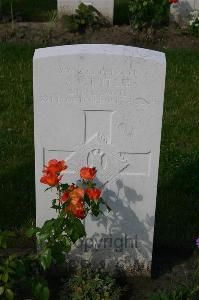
65, 133, 129, 185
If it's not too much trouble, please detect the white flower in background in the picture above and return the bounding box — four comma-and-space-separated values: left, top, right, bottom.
190, 10, 199, 19
188, 10, 199, 35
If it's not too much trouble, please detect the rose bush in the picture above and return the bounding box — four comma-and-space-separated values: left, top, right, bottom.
39, 160, 109, 219
0, 160, 111, 299
128, 0, 173, 30
29, 160, 111, 270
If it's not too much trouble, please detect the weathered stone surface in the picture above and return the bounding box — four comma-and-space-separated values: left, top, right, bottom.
33, 44, 166, 275
170, 0, 199, 23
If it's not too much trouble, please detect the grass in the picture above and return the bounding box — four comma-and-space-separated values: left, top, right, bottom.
0, 44, 199, 254
155, 49, 199, 251
0, 0, 57, 22
0, 44, 35, 229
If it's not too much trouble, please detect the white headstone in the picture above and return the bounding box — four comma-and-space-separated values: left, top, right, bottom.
180, 0, 199, 14
33, 44, 166, 275
170, 0, 199, 23
58, 0, 114, 22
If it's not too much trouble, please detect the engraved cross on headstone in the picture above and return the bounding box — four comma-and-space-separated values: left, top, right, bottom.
44, 110, 151, 186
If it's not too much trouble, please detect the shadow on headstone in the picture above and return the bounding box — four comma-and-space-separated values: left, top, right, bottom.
67, 176, 153, 276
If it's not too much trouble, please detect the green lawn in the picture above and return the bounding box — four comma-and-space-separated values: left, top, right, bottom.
1, 0, 57, 22
155, 49, 199, 251
0, 44, 199, 253
0, 44, 35, 230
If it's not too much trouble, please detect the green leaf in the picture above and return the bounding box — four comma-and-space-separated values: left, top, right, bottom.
7, 253, 17, 261
0, 286, 4, 295
36, 233, 49, 244
84, 193, 91, 206
90, 202, 100, 216
66, 216, 86, 243
60, 183, 69, 191
51, 204, 60, 210
0, 238, 7, 249
26, 227, 37, 238
0, 266, 5, 272
33, 282, 42, 296
5, 289, 14, 300
33, 282, 49, 300
14, 259, 25, 277
62, 236, 72, 249
51, 199, 56, 206
41, 219, 55, 234
0, 231, 15, 249
40, 286, 50, 300
2, 272, 9, 283
39, 248, 52, 270
51, 244, 65, 264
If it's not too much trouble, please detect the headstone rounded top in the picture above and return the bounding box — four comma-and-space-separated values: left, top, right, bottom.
34, 44, 165, 64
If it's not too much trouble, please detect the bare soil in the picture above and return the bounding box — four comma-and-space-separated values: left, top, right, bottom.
0, 22, 198, 49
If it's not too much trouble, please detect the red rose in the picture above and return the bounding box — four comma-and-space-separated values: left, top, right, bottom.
80, 167, 97, 180
44, 159, 67, 174
64, 188, 85, 219
169, 0, 178, 3
70, 188, 84, 199
40, 159, 67, 186
40, 172, 61, 186
85, 188, 101, 201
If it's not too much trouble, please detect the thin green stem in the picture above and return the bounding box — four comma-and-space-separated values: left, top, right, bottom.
57, 184, 61, 215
